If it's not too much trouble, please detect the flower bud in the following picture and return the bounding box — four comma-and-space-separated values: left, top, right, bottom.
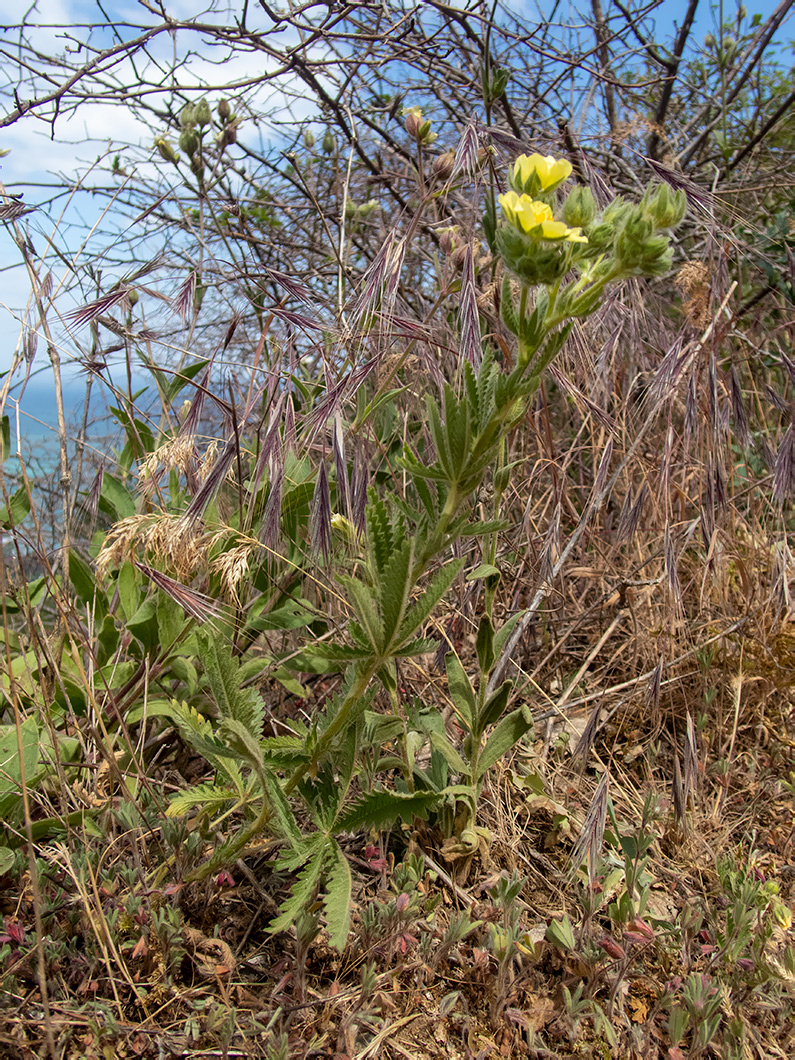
432, 150, 456, 182
403, 105, 424, 139
179, 129, 199, 157
599, 936, 626, 960
496, 226, 569, 286
322, 128, 335, 155
303, 128, 315, 150
357, 200, 379, 218
194, 98, 212, 127
438, 226, 460, 254
218, 98, 231, 122
179, 104, 195, 129
450, 243, 471, 270
563, 185, 597, 228
584, 222, 614, 249
773, 902, 792, 931
645, 184, 687, 229
154, 136, 179, 165
127, 288, 139, 307
216, 124, 238, 149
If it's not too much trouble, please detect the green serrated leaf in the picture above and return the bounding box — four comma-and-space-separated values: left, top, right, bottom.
323, 840, 353, 951
379, 539, 414, 650
166, 781, 238, 818
285, 641, 371, 674
200, 634, 264, 738
393, 636, 437, 657
262, 771, 303, 850
365, 493, 393, 576
395, 558, 464, 648
363, 712, 405, 746
268, 847, 328, 934
219, 717, 265, 770
335, 789, 439, 832
338, 575, 384, 655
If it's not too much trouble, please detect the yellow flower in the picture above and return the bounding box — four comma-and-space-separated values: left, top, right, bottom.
499, 191, 588, 243
511, 153, 573, 194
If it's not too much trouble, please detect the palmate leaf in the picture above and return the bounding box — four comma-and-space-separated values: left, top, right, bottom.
426, 394, 453, 479
260, 735, 310, 768
335, 789, 439, 832
443, 383, 471, 480
395, 558, 464, 648
286, 641, 371, 673
393, 636, 438, 657
464, 359, 479, 425
476, 350, 499, 430
166, 781, 238, 819
413, 476, 441, 520
323, 840, 353, 951
317, 664, 377, 742
219, 717, 265, 771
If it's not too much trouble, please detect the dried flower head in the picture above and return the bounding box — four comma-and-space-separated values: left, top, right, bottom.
210, 542, 259, 602
675, 260, 711, 328
96, 512, 207, 581
139, 435, 196, 486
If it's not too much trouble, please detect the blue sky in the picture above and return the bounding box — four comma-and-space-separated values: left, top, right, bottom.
0, 0, 792, 436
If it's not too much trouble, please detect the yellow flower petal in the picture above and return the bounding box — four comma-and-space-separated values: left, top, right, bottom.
500, 191, 588, 243
512, 153, 573, 191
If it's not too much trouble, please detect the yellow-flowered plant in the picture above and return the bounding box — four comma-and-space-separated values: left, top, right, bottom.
493, 151, 687, 366
509, 152, 572, 196
498, 190, 587, 242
